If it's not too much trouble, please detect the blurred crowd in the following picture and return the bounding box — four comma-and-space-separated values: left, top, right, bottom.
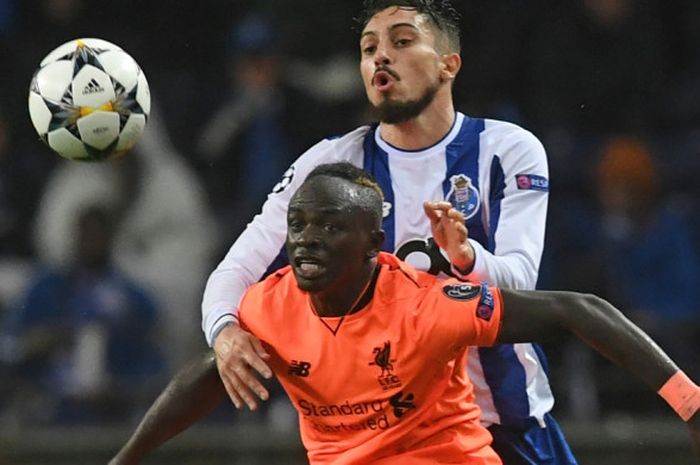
0, 0, 699, 430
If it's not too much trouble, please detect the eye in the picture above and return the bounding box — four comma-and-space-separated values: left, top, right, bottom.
323, 223, 337, 233
395, 38, 412, 47
288, 220, 304, 233
362, 45, 376, 55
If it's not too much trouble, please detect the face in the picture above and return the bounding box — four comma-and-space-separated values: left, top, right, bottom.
359, 7, 446, 123
286, 176, 380, 294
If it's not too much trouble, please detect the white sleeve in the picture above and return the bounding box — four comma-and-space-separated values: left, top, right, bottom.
453, 127, 548, 291
201, 138, 337, 346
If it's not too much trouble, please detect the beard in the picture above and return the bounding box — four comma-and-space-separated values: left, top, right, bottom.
370, 81, 440, 124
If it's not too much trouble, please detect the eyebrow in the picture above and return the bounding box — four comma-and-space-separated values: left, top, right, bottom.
361, 22, 420, 40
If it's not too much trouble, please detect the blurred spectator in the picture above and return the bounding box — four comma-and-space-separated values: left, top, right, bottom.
194, 13, 339, 248
593, 137, 700, 373
0, 204, 164, 425
32, 103, 217, 370
548, 136, 700, 420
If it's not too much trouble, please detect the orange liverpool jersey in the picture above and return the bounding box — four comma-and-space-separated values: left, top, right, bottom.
239, 252, 503, 465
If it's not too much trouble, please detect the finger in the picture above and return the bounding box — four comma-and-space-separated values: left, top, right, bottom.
235, 365, 270, 401
430, 201, 453, 212
221, 375, 244, 409
422, 201, 441, 223
231, 366, 262, 410
446, 208, 465, 223
215, 354, 246, 409
248, 338, 273, 379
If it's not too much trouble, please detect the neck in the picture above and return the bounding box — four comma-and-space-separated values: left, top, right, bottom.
378, 91, 456, 151
311, 261, 378, 318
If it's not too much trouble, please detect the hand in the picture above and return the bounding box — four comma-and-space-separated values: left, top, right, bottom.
423, 201, 474, 272
689, 411, 700, 460
213, 323, 272, 410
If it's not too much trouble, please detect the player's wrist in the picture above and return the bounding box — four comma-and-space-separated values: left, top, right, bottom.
658, 370, 700, 422
211, 319, 237, 346
450, 242, 476, 275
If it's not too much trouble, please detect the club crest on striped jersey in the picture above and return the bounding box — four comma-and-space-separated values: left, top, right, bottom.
442, 283, 481, 301
446, 174, 480, 219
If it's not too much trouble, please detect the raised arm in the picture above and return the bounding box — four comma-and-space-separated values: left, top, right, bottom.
460, 125, 548, 289
109, 351, 224, 465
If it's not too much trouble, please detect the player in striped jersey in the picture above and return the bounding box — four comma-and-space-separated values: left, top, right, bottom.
109, 163, 700, 465
204, 2, 572, 463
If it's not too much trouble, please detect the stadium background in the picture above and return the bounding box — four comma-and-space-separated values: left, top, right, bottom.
0, 0, 699, 463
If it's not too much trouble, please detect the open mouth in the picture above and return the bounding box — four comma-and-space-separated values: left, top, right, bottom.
294, 256, 325, 279
373, 71, 395, 92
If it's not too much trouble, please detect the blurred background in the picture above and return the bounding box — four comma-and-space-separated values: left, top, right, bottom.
0, 0, 699, 463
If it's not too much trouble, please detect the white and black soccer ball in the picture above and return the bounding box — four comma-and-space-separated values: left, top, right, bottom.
28, 38, 150, 161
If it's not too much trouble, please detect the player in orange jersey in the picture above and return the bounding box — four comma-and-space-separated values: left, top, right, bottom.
110, 162, 700, 465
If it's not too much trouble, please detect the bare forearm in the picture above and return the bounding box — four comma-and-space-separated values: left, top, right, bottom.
499, 290, 679, 391
112, 350, 226, 464
564, 293, 678, 389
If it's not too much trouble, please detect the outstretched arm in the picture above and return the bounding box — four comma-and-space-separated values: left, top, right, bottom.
498, 289, 700, 459
498, 289, 677, 390
109, 350, 226, 465
428, 201, 700, 458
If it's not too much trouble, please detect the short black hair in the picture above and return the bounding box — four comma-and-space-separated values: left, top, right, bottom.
304, 162, 384, 227
355, 0, 461, 52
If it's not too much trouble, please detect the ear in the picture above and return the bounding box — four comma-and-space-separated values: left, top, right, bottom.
439, 52, 461, 82
367, 229, 385, 258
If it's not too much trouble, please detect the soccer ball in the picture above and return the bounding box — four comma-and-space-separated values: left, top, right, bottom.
28, 38, 150, 161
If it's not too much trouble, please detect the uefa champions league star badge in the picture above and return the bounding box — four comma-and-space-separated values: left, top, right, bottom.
446, 174, 480, 219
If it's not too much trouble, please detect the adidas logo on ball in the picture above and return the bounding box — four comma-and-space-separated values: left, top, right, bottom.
28, 38, 151, 161
82, 78, 105, 95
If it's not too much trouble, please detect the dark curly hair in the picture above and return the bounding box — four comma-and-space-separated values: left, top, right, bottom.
354, 0, 461, 52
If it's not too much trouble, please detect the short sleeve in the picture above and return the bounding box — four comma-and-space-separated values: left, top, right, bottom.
413, 279, 503, 359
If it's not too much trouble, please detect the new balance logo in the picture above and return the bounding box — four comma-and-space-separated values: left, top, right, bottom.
288, 360, 311, 377
389, 391, 415, 418
82, 78, 104, 95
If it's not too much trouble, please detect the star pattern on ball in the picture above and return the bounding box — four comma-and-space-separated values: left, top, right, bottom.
28, 38, 150, 161
71, 40, 109, 76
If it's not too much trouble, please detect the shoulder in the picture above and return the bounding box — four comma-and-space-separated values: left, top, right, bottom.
375, 253, 438, 301
480, 118, 547, 172
481, 119, 546, 156
286, 125, 372, 183
239, 266, 300, 315
313, 125, 372, 161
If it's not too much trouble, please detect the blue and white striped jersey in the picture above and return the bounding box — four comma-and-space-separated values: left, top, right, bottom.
202, 112, 552, 427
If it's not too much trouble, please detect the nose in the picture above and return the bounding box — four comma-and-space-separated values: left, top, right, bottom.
374, 43, 391, 67
293, 225, 321, 248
